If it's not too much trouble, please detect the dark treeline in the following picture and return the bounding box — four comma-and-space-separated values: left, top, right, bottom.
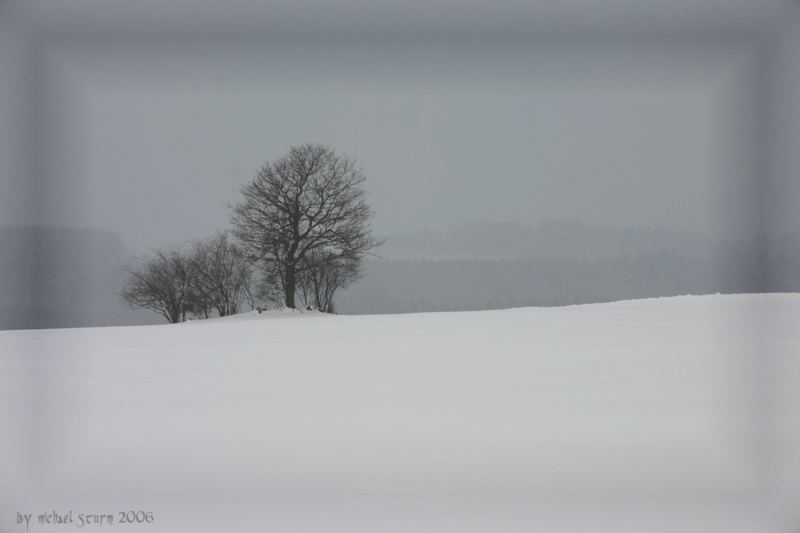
0, 226, 153, 330
337, 234, 799, 314
380, 220, 710, 260
2, 223, 799, 329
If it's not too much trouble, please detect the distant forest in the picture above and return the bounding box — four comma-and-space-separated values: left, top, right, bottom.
338, 221, 800, 313
2, 221, 799, 329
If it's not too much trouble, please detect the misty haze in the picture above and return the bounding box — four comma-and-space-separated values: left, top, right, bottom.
1, 20, 798, 327
2, 2, 800, 533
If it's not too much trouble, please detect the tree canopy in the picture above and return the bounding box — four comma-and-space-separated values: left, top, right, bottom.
231, 143, 380, 308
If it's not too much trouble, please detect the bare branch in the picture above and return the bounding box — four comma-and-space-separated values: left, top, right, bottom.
230, 144, 380, 309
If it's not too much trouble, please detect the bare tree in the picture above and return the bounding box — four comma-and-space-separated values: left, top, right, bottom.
251, 263, 288, 310
231, 143, 380, 309
189, 232, 253, 317
121, 247, 196, 323
297, 251, 361, 313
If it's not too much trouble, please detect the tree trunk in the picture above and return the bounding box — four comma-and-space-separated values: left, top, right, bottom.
284, 267, 296, 308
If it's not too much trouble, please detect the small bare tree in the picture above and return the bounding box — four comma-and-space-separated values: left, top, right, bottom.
231, 144, 380, 309
251, 263, 289, 310
189, 232, 253, 317
297, 251, 361, 313
121, 247, 196, 323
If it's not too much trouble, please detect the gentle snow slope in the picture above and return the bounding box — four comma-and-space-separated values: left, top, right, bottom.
1, 294, 799, 532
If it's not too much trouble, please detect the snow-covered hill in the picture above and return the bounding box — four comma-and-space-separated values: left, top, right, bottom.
1, 294, 799, 532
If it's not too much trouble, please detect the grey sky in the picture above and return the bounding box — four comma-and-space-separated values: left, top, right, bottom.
1, 0, 798, 255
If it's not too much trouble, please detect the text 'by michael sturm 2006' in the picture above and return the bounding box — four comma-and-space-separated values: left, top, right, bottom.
15, 510, 155, 530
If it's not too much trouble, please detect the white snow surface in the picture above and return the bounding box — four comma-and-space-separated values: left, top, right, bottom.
1, 294, 800, 532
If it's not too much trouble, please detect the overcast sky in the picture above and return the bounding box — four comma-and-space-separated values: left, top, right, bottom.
2, 1, 798, 255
